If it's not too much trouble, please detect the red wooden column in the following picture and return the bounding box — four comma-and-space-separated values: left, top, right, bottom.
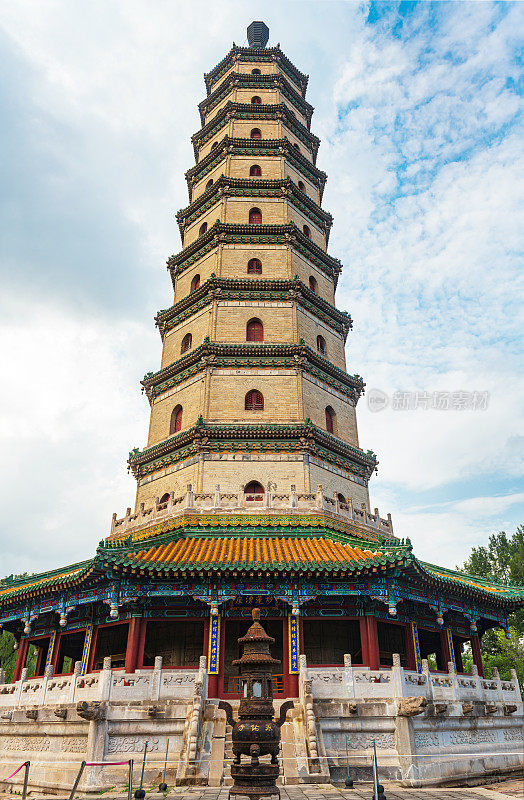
440, 630, 452, 668
405, 624, 416, 671
12, 638, 28, 682
124, 617, 142, 674
471, 634, 485, 678
361, 616, 379, 670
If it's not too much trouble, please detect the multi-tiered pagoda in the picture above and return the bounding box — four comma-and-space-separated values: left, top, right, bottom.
0, 22, 522, 791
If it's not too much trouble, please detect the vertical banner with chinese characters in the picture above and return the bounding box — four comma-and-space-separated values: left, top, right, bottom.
446, 628, 455, 668
208, 613, 220, 675
411, 622, 422, 673
288, 614, 299, 674
45, 630, 56, 669
80, 623, 93, 675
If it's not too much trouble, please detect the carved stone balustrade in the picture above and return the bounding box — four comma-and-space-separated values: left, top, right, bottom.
109, 483, 394, 540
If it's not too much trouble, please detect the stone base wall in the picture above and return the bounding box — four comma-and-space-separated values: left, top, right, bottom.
301, 656, 524, 787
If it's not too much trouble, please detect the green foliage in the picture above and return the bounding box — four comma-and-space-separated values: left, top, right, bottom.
0, 631, 18, 682
459, 524, 524, 680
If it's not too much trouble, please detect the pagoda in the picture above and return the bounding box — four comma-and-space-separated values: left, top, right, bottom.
0, 22, 522, 791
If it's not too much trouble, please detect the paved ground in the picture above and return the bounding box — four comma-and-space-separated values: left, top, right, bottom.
10, 779, 522, 800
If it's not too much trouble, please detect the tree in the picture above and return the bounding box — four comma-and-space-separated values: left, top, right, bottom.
458, 524, 524, 682
0, 631, 18, 683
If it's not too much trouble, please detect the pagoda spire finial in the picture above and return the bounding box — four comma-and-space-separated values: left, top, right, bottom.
247, 21, 269, 48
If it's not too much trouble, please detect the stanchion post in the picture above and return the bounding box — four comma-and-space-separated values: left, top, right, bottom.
158, 738, 169, 792
344, 735, 354, 788
21, 761, 30, 800
68, 761, 86, 800
372, 740, 386, 800
134, 742, 148, 799
127, 759, 134, 800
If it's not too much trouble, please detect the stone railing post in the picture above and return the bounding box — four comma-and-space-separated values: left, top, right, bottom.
266, 484, 273, 508
15, 667, 28, 707
151, 656, 162, 701
421, 658, 434, 704
344, 654, 355, 698
333, 492, 340, 515
99, 657, 112, 702
470, 664, 483, 699
448, 661, 460, 705
511, 669, 522, 701
289, 484, 297, 509
348, 497, 354, 520
70, 660, 82, 703
492, 667, 504, 703
213, 484, 221, 507
391, 653, 405, 697
184, 483, 195, 509
315, 484, 325, 510
41, 663, 54, 704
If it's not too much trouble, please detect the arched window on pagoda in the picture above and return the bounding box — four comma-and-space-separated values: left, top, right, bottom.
250, 165, 262, 177
211, 141, 219, 149
170, 405, 183, 434
251, 68, 261, 75
250, 128, 262, 139
190, 274, 200, 292
251, 96, 262, 105
249, 207, 262, 224
298, 180, 305, 192
244, 481, 265, 501
309, 276, 317, 293
181, 333, 192, 354
245, 389, 264, 411
247, 318, 263, 342
337, 493, 347, 506
159, 493, 170, 508
325, 406, 336, 434
317, 335, 326, 355
206, 178, 214, 189
247, 258, 262, 275
303, 224, 311, 238
199, 222, 207, 236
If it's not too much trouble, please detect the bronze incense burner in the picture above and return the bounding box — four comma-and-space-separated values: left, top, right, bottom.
226, 608, 292, 800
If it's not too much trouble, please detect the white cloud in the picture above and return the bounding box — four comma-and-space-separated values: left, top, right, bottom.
0, 0, 522, 574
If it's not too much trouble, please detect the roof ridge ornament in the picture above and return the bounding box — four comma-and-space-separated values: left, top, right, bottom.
247, 21, 269, 49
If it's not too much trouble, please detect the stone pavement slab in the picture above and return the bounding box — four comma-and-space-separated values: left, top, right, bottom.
15, 781, 522, 800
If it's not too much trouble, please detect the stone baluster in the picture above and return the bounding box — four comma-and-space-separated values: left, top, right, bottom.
422, 658, 434, 705
184, 483, 195, 509
213, 484, 221, 508
374, 508, 380, 528
392, 652, 405, 697
151, 656, 163, 701
510, 669, 522, 701
315, 484, 325, 510
100, 657, 112, 703
266, 482, 273, 508
447, 661, 460, 710
348, 497, 354, 520
492, 666, 504, 703
70, 661, 82, 703
239, 484, 246, 508
289, 484, 297, 508
387, 512, 393, 532
41, 663, 54, 705
344, 653, 355, 698
15, 667, 29, 707
470, 663, 482, 700
333, 492, 339, 515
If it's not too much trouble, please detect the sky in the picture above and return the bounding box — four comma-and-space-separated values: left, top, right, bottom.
0, 0, 522, 578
